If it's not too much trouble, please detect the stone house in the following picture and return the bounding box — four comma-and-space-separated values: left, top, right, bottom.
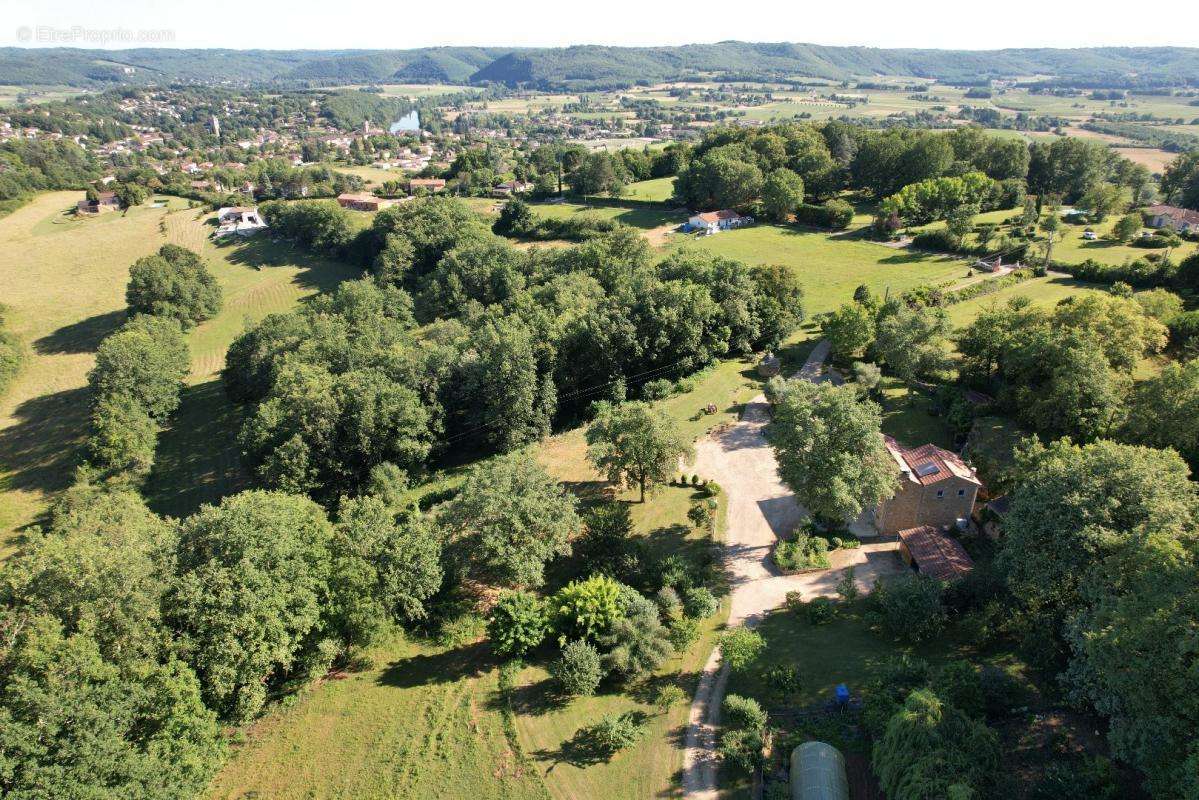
874, 436, 981, 535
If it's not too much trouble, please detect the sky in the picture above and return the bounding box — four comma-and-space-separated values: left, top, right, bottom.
6, 0, 1199, 51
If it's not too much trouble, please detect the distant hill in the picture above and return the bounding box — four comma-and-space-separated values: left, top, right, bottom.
2, 43, 1198, 89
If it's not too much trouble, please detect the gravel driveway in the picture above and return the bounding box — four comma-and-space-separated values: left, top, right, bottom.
680, 341, 903, 799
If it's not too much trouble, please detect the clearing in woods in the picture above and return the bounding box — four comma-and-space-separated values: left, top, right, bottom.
0, 191, 357, 555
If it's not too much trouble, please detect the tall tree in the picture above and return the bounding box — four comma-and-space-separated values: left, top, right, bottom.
770, 380, 896, 524
586, 401, 694, 503
439, 452, 580, 588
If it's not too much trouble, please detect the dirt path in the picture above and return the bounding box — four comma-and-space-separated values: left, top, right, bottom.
680, 341, 901, 799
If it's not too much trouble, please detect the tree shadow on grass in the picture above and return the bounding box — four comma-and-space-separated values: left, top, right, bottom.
146, 379, 248, 519
215, 236, 360, 293
532, 710, 653, 772
376, 639, 490, 688
0, 386, 89, 498
485, 673, 568, 718
33, 309, 127, 355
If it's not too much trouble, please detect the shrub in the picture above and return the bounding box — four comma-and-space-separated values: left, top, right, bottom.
718, 727, 765, 772
655, 586, 682, 618
682, 586, 718, 619
795, 199, 854, 230
836, 567, 860, 602
654, 683, 688, 709
580, 712, 645, 757
722, 694, 767, 731
667, 614, 701, 653
772, 535, 830, 572
912, 227, 963, 253
687, 503, 712, 529
553, 575, 624, 643
0, 321, 23, 399
872, 574, 946, 642
719, 628, 765, 672
805, 596, 835, 625
641, 378, 675, 400
766, 664, 802, 698
487, 590, 548, 658
933, 660, 985, 719
551, 640, 605, 697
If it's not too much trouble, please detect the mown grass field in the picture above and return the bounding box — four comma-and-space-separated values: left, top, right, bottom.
622, 177, 677, 203
0, 192, 358, 554
531, 201, 685, 231
674, 224, 973, 314
914, 206, 1199, 268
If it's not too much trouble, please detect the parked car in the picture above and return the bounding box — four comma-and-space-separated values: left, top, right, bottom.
1082, 229, 1097, 240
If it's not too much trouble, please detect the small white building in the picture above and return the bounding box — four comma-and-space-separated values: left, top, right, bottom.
215, 206, 268, 237
687, 209, 750, 234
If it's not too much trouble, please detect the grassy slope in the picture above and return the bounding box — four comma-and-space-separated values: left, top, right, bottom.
0, 193, 190, 555
622, 177, 678, 203
675, 224, 972, 314
145, 211, 359, 519
0, 192, 358, 555
206, 634, 552, 800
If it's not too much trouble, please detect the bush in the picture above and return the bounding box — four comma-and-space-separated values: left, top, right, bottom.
580, 712, 646, 757
552, 575, 624, 643
719, 628, 765, 672
1131, 234, 1175, 249
682, 586, 718, 619
766, 664, 802, 698
487, 590, 548, 659
718, 727, 765, 772
687, 503, 712, 529
723, 694, 767, 731
805, 595, 835, 625
933, 660, 985, 719
641, 378, 675, 400
795, 199, 854, 230
551, 640, 605, 697
654, 683, 688, 709
655, 585, 682, 618
912, 227, 963, 253
666, 614, 700, 653
872, 574, 946, 642
772, 534, 830, 572
0, 318, 23, 399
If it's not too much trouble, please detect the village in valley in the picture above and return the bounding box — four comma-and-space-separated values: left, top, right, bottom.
2, 21, 1199, 800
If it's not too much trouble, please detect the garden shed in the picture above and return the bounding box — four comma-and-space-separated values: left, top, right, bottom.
790, 741, 850, 800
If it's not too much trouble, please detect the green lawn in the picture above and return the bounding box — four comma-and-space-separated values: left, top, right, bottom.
207, 633, 552, 800
913, 207, 1199, 268
621, 177, 677, 203
945, 275, 1104, 327
674, 224, 973, 314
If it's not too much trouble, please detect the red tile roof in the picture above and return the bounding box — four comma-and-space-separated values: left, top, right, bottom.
1146, 204, 1199, 225
898, 526, 974, 581
884, 436, 980, 487
695, 209, 743, 223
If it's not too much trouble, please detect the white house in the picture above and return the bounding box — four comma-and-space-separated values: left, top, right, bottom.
687, 209, 750, 234
215, 206, 268, 237
1146, 204, 1199, 235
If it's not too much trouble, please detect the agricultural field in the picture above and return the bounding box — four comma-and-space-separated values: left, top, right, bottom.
0, 192, 358, 555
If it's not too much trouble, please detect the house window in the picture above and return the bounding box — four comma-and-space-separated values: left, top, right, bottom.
936, 490, 944, 499
958, 489, 966, 497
